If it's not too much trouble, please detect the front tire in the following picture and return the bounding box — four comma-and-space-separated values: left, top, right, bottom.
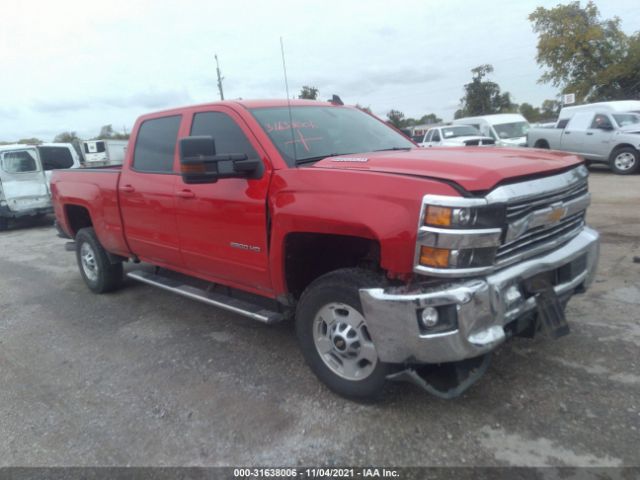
75, 227, 123, 293
609, 147, 639, 175
295, 268, 391, 400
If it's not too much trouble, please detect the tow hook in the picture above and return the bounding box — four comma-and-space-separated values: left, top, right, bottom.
387, 354, 491, 399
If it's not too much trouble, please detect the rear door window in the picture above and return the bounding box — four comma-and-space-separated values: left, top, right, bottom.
133, 115, 182, 173
38, 146, 74, 170
567, 112, 593, 131
2, 149, 39, 173
432, 129, 441, 142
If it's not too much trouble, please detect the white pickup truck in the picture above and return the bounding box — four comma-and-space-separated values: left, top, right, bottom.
527, 110, 640, 175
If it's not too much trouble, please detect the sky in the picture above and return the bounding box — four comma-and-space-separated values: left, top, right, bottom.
1, 0, 639, 141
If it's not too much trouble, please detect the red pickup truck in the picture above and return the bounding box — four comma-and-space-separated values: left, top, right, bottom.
51, 99, 600, 399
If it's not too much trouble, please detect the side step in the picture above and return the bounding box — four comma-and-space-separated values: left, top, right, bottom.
126, 270, 283, 324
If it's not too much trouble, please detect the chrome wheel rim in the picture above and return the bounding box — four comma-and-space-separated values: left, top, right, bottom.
614, 152, 636, 171
312, 302, 378, 381
80, 242, 98, 282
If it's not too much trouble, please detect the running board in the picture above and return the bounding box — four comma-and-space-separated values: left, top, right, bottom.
126, 270, 283, 324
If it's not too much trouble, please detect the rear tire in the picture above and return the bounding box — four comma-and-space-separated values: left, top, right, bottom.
609, 147, 639, 175
295, 268, 392, 401
75, 227, 123, 293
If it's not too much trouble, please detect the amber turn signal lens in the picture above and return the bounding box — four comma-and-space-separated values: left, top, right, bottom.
419, 246, 450, 268
181, 164, 207, 174
424, 206, 452, 226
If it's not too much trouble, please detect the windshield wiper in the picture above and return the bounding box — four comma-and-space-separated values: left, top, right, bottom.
372, 147, 412, 152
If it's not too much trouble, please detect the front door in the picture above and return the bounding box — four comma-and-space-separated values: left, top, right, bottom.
119, 115, 183, 267
0, 148, 50, 214
175, 108, 272, 294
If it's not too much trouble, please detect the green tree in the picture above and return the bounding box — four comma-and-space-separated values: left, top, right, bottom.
418, 113, 442, 125
298, 86, 319, 100
17, 137, 43, 145
386, 110, 405, 128
519, 103, 541, 122
457, 64, 516, 117
529, 1, 640, 102
355, 104, 373, 114
540, 99, 561, 120
53, 131, 80, 143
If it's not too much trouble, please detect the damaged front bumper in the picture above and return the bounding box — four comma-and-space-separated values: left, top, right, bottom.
359, 227, 600, 396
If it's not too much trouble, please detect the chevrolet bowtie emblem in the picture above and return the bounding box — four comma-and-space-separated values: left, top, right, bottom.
547, 203, 568, 223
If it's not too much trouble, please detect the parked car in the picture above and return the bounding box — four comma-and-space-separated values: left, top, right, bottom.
51, 99, 599, 400
527, 110, 640, 174
453, 114, 530, 147
0, 143, 80, 231
418, 125, 495, 147
80, 139, 127, 167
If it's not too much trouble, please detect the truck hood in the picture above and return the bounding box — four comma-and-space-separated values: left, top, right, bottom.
310, 147, 582, 192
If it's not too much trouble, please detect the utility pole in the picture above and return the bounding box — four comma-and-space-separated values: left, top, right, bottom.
215, 54, 224, 100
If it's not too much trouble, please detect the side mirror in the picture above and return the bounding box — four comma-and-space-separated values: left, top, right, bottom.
179, 136, 261, 184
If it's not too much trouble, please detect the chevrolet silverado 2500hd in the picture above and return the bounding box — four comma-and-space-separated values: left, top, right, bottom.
51, 99, 600, 399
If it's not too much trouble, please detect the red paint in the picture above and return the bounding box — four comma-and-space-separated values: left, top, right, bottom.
51, 100, 584, 300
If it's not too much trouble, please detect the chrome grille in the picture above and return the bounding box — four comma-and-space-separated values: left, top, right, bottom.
497, 177, 589, 266
505, 178, 588, 222
496, 212, 585, 264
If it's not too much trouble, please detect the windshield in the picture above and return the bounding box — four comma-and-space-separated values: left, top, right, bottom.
493, 121, 530, 139
250, 106, 414, 166
613, 113, 640, 128
441, 125, 480, 138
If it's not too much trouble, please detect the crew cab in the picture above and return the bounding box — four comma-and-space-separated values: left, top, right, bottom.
418, 125, 495, 147
51, 99, 600, 399
527, 110, 640, 175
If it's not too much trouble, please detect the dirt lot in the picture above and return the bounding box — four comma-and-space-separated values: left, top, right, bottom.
0, 168, 638, 467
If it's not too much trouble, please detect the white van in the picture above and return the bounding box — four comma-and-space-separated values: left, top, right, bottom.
80, 139, 127, 166
452, 113, 530, 147
0, 143, 80, 230
557, 100, 640, 127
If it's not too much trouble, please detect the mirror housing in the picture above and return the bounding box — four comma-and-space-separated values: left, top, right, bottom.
179, 136, 261, 184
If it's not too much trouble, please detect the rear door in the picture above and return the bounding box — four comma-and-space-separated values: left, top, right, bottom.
175, 108, 272, 292
0, 148, 50, 213
119, 115, 183, 267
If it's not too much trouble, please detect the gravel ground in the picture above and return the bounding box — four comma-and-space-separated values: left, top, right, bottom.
0, 168, 638, 467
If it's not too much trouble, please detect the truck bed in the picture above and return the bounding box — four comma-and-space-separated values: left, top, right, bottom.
50, 167, 130, 257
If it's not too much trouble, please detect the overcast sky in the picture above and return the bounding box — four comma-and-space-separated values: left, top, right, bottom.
1, 0, 639, 141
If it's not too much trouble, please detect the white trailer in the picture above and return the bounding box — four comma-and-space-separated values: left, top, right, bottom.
80, 139, 127, 167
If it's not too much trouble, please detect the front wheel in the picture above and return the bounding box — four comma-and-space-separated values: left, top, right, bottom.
609, 147, 639, 175
75, 227, 123, 293
295, 268, 392, 400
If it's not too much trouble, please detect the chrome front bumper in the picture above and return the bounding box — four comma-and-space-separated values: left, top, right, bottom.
359, 227, 600, 364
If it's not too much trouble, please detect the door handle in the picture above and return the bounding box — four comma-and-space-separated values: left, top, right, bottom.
565, 131, 571, 135
120, 184, 135, 193
586, 132, 594, 135
176, 189, 195, 199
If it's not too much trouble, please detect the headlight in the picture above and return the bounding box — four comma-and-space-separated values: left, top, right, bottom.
416, 196, 506, 274
423, 204, 505, 229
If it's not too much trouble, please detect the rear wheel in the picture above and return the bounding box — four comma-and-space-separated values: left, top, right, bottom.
609, 147, 639, 175
75, 227, 123, 293
296, 268, 391, 400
